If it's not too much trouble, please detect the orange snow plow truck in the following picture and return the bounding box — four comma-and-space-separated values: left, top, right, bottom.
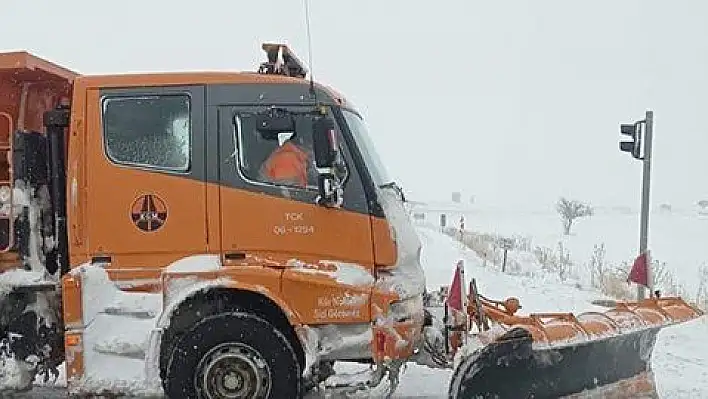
0, 44, 702, 399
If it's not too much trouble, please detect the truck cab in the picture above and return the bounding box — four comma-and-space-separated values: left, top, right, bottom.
0, 44, 427, 397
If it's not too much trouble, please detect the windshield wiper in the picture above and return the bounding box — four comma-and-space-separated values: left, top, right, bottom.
379, 181, 407, 202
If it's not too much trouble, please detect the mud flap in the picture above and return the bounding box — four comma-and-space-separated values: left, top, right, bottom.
448, 325, 662, 399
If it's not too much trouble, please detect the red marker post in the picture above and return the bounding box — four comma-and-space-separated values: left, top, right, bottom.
628, 252, 649, 287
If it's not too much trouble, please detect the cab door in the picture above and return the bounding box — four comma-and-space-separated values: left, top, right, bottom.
85, 85, 209, 273
215, 99, 375, 325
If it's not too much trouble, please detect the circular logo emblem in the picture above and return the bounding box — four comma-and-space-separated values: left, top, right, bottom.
131, 194, 168, 232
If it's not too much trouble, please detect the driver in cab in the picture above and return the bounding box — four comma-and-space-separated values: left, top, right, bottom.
259, 131, 318, 188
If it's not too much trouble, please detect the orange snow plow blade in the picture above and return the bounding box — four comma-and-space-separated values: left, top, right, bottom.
448, 285, 704, 399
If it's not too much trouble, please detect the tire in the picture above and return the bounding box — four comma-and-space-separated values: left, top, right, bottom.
163, 311, 302, 399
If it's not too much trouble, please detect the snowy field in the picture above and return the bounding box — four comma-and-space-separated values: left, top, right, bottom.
390, 226, 708, 398
15, 221, 708, 398
415, 205, 708, 297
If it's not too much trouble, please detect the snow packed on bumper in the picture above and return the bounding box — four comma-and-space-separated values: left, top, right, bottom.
290, 188, 429, 376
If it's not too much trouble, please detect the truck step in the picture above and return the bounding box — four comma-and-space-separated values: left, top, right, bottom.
93, 340, 146, 360
87, 313, 154, 361
102, 307, 156, 319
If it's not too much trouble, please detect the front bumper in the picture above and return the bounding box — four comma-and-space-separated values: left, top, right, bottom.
371, 294, 426, 363
372, 318, 423, 363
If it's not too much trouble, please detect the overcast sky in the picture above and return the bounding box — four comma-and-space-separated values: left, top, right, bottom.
2, 0, 707, 210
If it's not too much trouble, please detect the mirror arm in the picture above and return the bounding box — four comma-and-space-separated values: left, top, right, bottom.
315, 167, 343, 208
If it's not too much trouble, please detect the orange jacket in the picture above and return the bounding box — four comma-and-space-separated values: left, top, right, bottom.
260, 142, 312, 187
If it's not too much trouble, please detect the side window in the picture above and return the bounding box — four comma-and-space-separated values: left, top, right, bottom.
234, 109, 349, 190
102, 94, 191, 172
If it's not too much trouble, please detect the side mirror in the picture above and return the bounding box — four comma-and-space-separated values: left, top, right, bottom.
312, 117, 343, 207
312, 117, 338, 168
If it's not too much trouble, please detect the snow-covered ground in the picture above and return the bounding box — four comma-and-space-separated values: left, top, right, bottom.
16, 222, 708, 398
334, 225, 707, 398
414, 206, 708, 298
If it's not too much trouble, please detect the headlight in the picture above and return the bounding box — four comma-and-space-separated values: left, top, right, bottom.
388, 295, 424, 322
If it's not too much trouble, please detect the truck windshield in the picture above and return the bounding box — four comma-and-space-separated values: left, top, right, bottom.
342, 110, 392, 187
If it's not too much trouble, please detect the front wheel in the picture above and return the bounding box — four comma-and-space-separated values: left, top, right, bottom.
163, 312, 302, 399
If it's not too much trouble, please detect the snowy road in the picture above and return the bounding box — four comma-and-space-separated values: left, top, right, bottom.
12, 388, 65, 398
18, 324, 708, 398
14, 227, 708, 398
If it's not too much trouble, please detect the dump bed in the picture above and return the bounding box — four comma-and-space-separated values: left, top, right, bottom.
0, 51, 77, 270
0, 51, 77, 130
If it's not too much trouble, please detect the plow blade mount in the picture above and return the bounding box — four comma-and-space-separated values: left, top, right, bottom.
448, 296, 704, 399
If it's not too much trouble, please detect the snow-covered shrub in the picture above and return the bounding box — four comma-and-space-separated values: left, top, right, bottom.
556, 242, 574, 281
533, 246, 554, 269
587, 243, 607, 289
556, 197, 594, 235
598, 264, 634, 300
591, 256, 687, 302
497, 234, 533, 252
455, 232, 524, 273
449, 230, 499, 267
651, 259, 674, 294
696, 264, 708, 311
531, 242, 574, 281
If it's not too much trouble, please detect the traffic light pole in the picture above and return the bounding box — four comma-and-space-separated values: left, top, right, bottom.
620, 110, 655, 300
637, 110, 654, 300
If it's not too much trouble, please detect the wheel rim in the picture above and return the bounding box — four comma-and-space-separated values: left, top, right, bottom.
195, 342, 272, 399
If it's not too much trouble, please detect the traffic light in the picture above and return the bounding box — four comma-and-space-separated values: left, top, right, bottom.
620, 121, 644, 160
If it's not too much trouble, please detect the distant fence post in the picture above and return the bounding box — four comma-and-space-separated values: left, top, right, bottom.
500, 238, 513, 273
502, 248, 508, 273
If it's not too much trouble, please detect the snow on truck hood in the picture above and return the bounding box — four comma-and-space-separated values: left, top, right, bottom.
288, 259, 375, 286
374, 187, 426, 299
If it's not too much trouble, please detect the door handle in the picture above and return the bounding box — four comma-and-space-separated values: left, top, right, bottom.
224, 252, 246, 261
91, 255, 112, 265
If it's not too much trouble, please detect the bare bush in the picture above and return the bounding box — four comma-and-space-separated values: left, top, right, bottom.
556, 197, 594, 235
588, 243, 606, 289
650, 258, 675, 295
447, 229, 498, 266
452, 230, 577, 281
533, 246, 554, 269
447, 230, 529, 274
556, 242, 573, 281
441, 227, 699, 308
599, 265, 635, 300
593, 256, 687, 301
531, 241, 574, 281
696, 264, 708, 311
503, 234, 533, 252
